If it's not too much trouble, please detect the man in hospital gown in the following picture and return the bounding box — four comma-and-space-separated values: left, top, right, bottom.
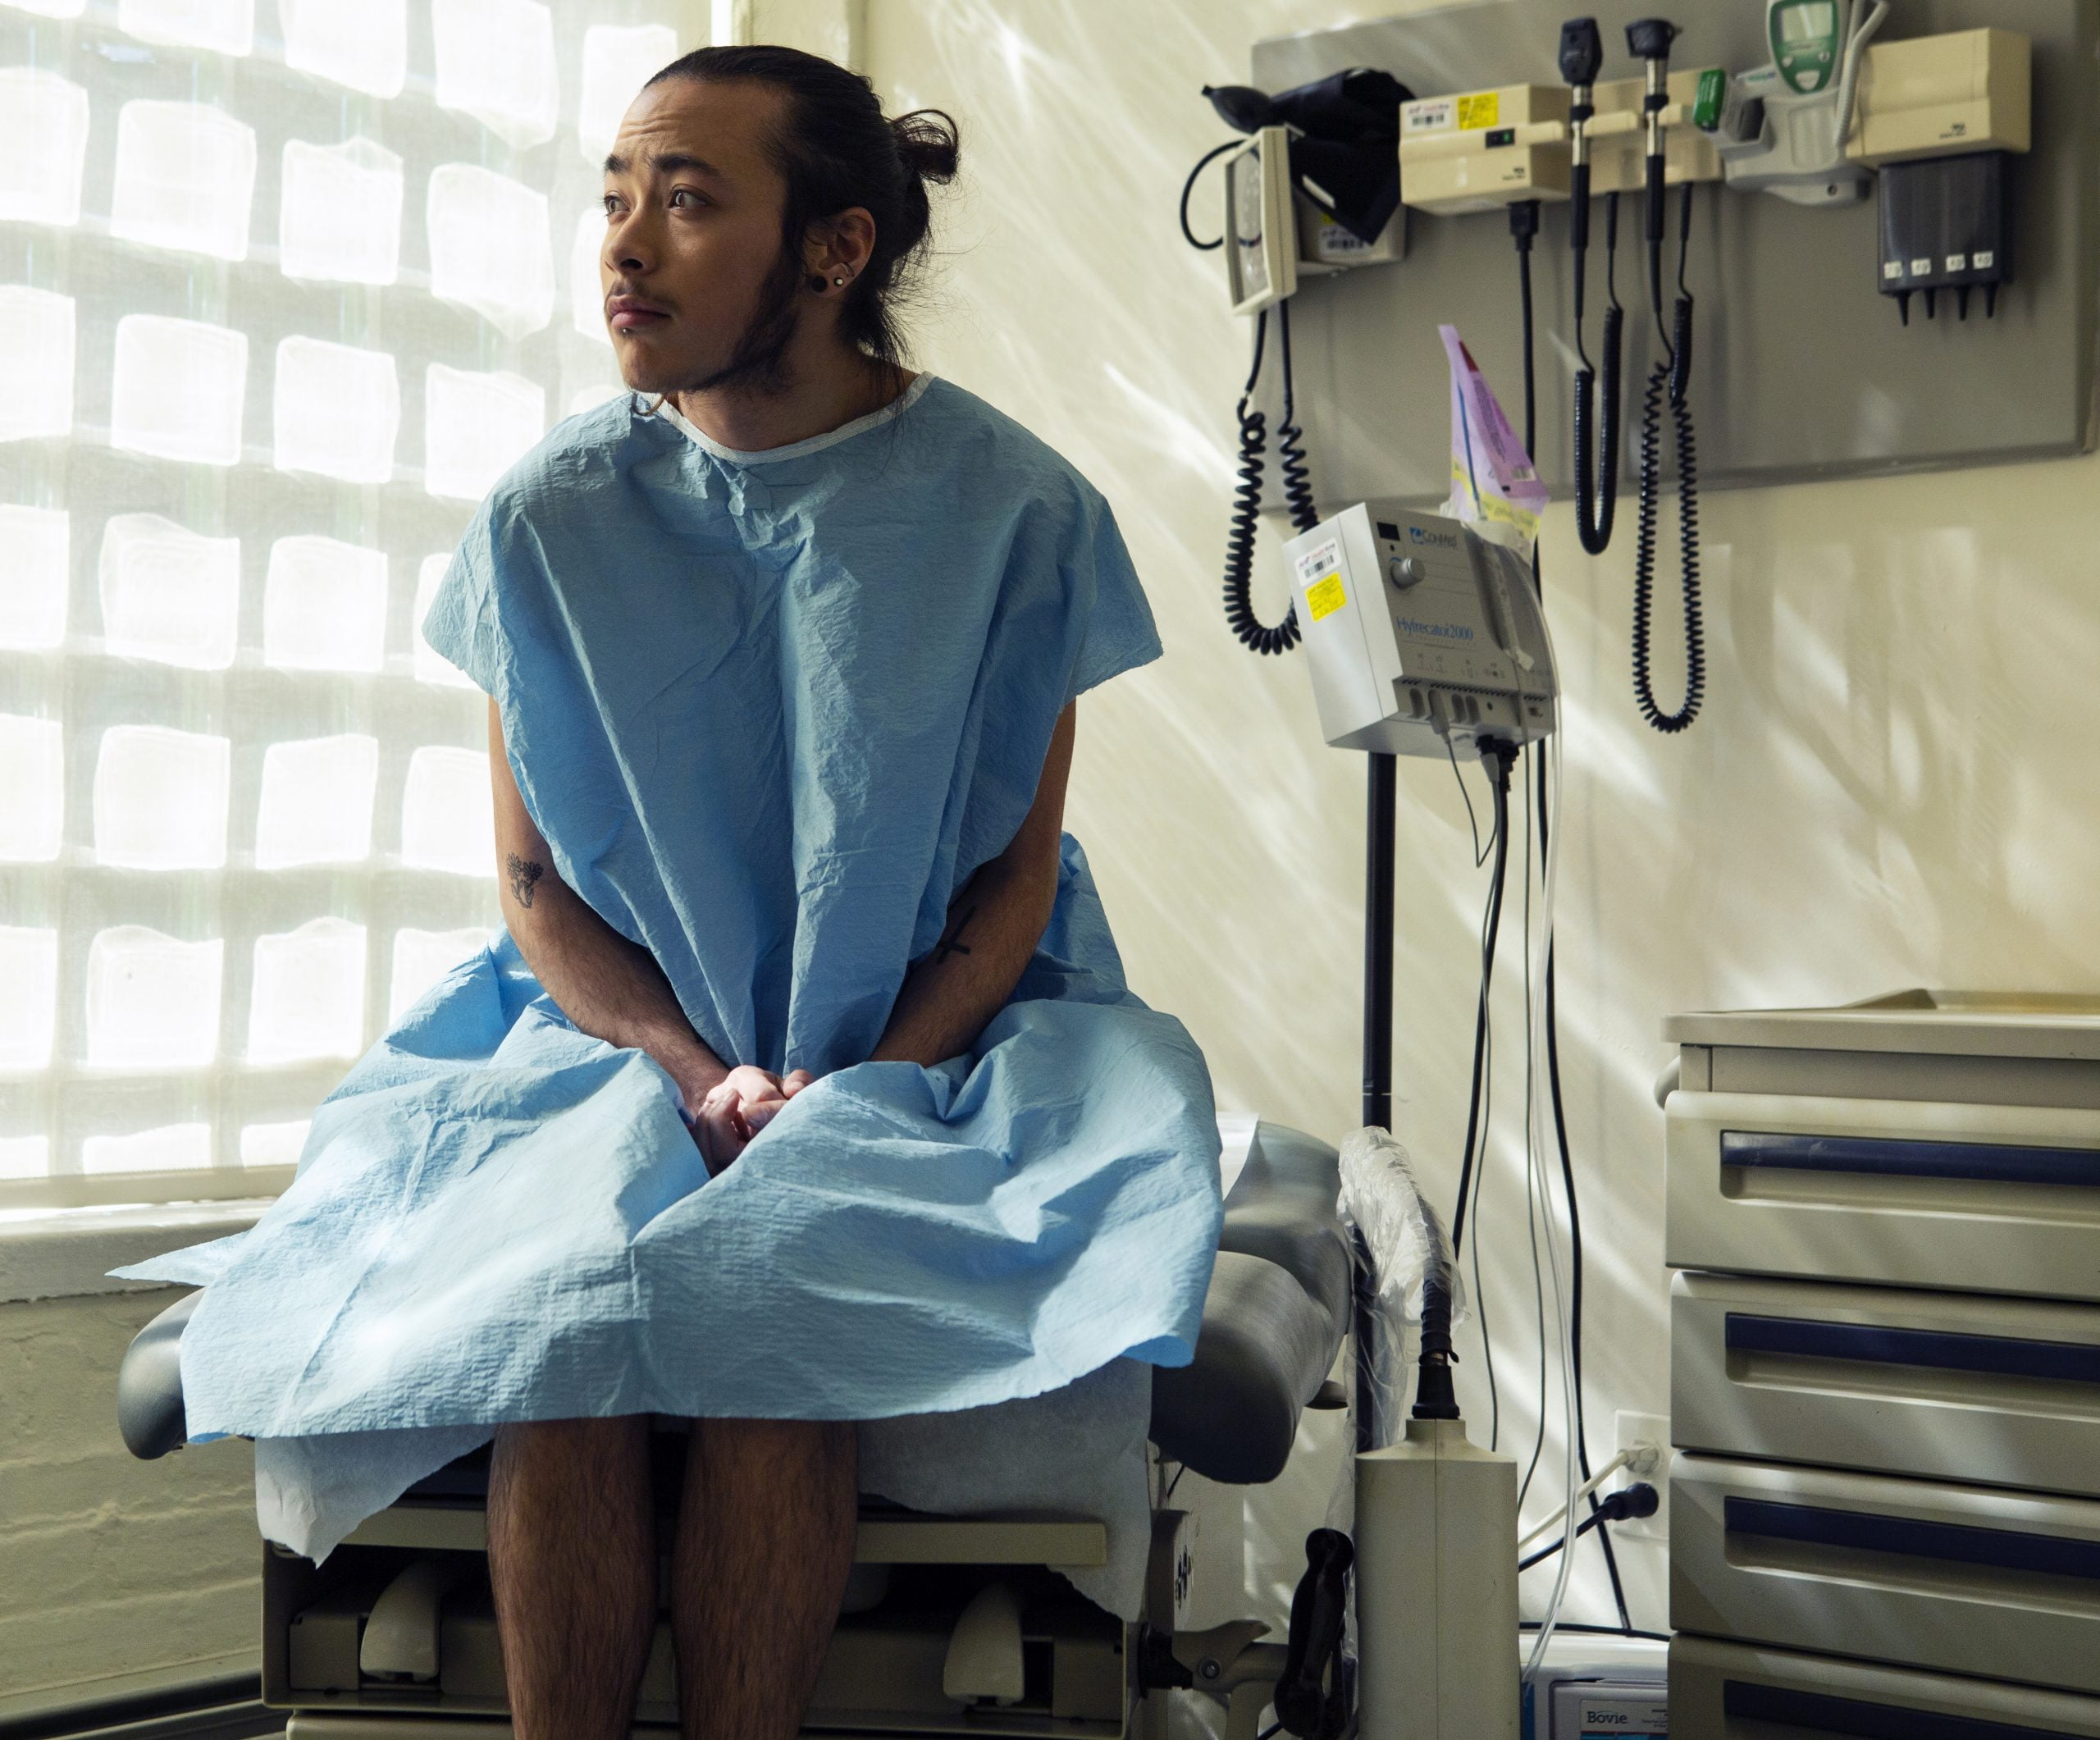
117, 43, 1222, 1740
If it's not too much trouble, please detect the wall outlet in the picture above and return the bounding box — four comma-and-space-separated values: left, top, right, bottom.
1612, 1410, 1671, 1542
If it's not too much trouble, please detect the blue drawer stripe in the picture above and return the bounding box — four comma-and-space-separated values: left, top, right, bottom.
1725, 1496, 2100, 1582
1719, 1130, 2100, 1188
1725, 1313, 2100, 1386
1724, 1679, 2090, 1738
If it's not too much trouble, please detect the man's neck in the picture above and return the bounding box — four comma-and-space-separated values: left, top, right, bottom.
669, 341, 906, 454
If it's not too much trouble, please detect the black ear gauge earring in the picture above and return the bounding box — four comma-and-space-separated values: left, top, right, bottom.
808, 273, 827, 292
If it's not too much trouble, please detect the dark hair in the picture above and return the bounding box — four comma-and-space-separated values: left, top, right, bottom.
646, 44, 959, 379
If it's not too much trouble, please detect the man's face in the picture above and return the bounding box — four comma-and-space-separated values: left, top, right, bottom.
599, 79, 795, 396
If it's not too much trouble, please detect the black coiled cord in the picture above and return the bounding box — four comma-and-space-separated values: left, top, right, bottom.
1573, 194, 1625, 558
1221, 303, 1314, 655
1631, 182, 1704, 733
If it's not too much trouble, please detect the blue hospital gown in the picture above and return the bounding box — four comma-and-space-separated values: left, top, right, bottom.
116, 376, 1225, 1447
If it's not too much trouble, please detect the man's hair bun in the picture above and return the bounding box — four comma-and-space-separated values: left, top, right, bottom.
891, 109, 961, 185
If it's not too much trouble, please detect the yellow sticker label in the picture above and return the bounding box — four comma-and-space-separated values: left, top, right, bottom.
1305, 574, 1348, 622
1458, 90, 1501, 130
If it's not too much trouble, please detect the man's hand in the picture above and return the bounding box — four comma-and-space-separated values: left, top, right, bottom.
691, 1065, 816, 1174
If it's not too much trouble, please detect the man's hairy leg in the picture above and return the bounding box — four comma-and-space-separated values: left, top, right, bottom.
671, 1418, 857, 1740
487, 1416, 657, 1740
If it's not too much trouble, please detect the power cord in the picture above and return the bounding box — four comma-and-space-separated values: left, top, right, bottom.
1511, 220, 1635, 1635
1218, 301, 1317, 655
1519, 1484, 1660, 1573
1573, 192, 1626, 555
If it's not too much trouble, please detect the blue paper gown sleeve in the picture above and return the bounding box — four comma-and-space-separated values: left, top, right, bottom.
1063, 490, 1163, 706
418, 509, 503, 701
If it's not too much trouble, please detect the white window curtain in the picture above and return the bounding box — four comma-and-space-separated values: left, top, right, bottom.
0, 0, 685, 1211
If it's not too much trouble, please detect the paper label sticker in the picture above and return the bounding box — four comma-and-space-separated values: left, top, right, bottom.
1304, 574, 1347, 622
1883, 261, 1903, 280
1403, 98, 1454, 134
1294, 537, 1340, 584
1974, 249, 1996, 269
1910, 258, 1932, 276
1458, 90, 1501, 130
1947, 253, 1968, 272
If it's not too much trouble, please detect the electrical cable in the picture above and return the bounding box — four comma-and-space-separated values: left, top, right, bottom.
1449, 744, 1513, 1258
1631, 178, 1705, 732
1512, 210, 1634, 1633
1573, 192, 1626, 555
1516, 749, 1550, 1514
1520, 1484, 1661, 1573
1275, 299, 1320, 535
1178, 139, 1240, 251
1219, 309, 1303, 655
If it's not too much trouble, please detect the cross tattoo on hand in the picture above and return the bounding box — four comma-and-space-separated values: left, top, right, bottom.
507, 853, 545, 909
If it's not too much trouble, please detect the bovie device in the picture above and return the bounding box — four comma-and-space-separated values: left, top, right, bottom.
1283, 503, 1557, 760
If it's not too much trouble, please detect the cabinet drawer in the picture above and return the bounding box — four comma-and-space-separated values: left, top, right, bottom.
1673, 1272, 2100, 1499
1666, 1091, 2100, 1301
1673, 1455, 2100, 1697
1669, 1633, 2100, 1738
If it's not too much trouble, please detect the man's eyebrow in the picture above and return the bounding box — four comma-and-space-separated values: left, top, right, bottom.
601, 150, 724, 179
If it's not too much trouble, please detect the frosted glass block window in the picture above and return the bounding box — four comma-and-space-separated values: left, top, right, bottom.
98, 514, 240, 670
390, 925, 488, 1021
567, 382, 626, 419
0, 1138, 50, 1180
568, 206, 608, 344
84, 1123, 213, 1173
93, 725, 231, 870
85, 929, 223, 1068
249, 916, 366, 1062
0, 926, 59, 1070
279, 139, 403, 285
578, 24, 678, 160
262, 536, 387, 672
427, 166, 555, 339
0, 70, 91, 228
0, 286, 75, 442
0, 714, 64, 862
413, 554, 473, 687
0, 505, 69, 650
2, 0, 685, 1207
254, 733, 378, 867
117, 0, 253, 55
110, 315, 248, 465
401, 745, 494, 875
425, 364, 545, 500
274, 336, 399, 482
432, 0, 558, 149
109, 101, 257, 261
240, 1120, 309, 1166
280, 0, 408, 98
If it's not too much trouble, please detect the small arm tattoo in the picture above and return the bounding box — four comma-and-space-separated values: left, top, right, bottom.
506, 853, 545, 908
934, 904, 977, 963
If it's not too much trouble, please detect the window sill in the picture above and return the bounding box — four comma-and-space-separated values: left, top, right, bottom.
0, 1199, 273, 1306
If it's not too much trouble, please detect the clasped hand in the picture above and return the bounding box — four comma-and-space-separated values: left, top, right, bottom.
688, 1064, 816, 1174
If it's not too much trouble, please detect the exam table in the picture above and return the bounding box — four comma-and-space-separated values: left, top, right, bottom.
117, 1120, 1353, 1740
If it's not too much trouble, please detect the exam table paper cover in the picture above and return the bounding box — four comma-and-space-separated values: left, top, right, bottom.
114, 381, 1222, 1616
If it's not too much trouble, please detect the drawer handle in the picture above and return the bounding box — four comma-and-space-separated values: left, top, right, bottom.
1726, 1497, 2100, 1583
1721, 1130, 2100, 1189
1726, 1313, 2100, 1386
1724, 1678, 2089, 1738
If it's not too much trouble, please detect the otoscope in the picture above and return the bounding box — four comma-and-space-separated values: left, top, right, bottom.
1561, 16, 1625, 558
1627, 16, 1705, 733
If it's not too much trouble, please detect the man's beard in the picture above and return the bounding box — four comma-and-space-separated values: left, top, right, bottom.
684, 246, 808, 398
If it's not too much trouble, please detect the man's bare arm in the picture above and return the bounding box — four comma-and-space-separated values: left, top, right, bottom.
487, 700, 731, 1109
870, 704, 1077, 1068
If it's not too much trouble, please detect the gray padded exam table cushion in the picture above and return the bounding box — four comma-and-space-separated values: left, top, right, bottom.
118, 1122, 1350, 1489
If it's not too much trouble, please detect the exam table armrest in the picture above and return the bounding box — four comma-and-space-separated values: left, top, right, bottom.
116, 1289, 199, 1459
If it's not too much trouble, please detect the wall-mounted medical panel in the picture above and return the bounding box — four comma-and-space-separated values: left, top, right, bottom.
1673, 1455, 2100, 1697
1249, 0, 2096, 505
1665, 1090, 2100, 1302
1669, 1633, 2100, 1739
1672, 1271, 2100, 1500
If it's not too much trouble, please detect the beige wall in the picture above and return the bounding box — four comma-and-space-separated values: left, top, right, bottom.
0, 1288, 258, 1715
856, 0, 2100, 1628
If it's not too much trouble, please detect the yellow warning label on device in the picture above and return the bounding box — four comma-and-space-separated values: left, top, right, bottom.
1305, 574, 1348, 621
1458, 91, 1501, 130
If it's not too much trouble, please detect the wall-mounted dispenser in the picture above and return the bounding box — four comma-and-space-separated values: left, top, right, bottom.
1399, 84, 1573, 213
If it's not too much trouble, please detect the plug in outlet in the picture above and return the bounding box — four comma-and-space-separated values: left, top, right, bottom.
1612, 1410, 1670, 1542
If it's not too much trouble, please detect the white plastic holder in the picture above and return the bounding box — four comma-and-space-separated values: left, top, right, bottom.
1355, 1416, 1519, 1739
